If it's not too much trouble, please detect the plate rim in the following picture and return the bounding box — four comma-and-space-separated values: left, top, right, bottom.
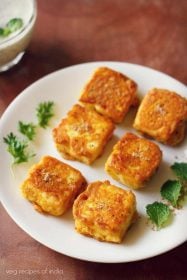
0, 61, 187, 263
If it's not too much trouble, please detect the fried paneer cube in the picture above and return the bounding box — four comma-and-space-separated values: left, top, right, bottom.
79, 67, 138, 123
73, 180, 137, 243
53, 104, 115, 165
21, 156, 87, 216
133, 88, 187, 145
105, 133, 162, 189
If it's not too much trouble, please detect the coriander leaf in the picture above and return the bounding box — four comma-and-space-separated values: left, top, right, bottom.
171, 162, 187, 181
146, 201, 171, 229
18, 121, 36, 140
36, 101, 54, 128
161, 180, 182, 207
6, 18, 23, 33
3, 132, 34, 164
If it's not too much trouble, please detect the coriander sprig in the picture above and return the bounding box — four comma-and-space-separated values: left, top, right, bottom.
3, 132, 34, 164
4, 101, 55, 165
18, 121, 36, 141
36, 101, 54, 128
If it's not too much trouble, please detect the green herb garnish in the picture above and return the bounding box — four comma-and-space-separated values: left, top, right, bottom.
18, 121, 36, 141
36, 101, 54, 128
3, 132, 34, 164
0, 18, 23, 38
3, 100, 55, 165
6, 18, 23, 33
146, 162, 187, 230
0, 28, 4, 36
171, 162, 187, 182
161, 180, 182, 207
0, 27, 11, 37
146, 202, 171, 229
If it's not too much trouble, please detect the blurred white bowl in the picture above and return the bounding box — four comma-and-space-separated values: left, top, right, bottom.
0, 0, 37, 72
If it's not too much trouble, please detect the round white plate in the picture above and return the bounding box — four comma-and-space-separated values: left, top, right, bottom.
0, 62, 186, 263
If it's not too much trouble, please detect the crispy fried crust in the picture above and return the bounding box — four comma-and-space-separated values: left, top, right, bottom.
105, 133, 162, 189
79, 67, 138, 123
133, 88, 187, 145
21, 156, 87, 216
73, 180, 137, 243
53, 104, 115, 164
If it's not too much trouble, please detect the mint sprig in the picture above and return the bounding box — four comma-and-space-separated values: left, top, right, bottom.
146, 202, 171, 229
171, 162, 187, 182
146, 162, 187, 230
161, 180, 182, 207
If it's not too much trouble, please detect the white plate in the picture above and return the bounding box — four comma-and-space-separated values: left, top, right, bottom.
0, 62, 187, 263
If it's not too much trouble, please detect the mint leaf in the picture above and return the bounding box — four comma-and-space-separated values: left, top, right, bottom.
146, 202, 171, 229
171, 162, 187, 181
161, 180, 182, 207
6, 18, 23, 33
18, 121, 36, 141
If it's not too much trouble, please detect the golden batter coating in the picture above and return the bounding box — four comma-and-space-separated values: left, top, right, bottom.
73, 180, 137, 243
21, 156, 87, 216
105, 133, 162, 189
53, 104, 115, 165
133, 88, 187, 145
79, 67, 138, 123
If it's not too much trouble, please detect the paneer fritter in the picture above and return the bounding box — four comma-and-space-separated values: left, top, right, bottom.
73, 180, 137, 243
21, 156, 87, 216
105, 133, 162, 189
53, 104, 115, 165
133, 88, 187, 145
79, 67, 138, 123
